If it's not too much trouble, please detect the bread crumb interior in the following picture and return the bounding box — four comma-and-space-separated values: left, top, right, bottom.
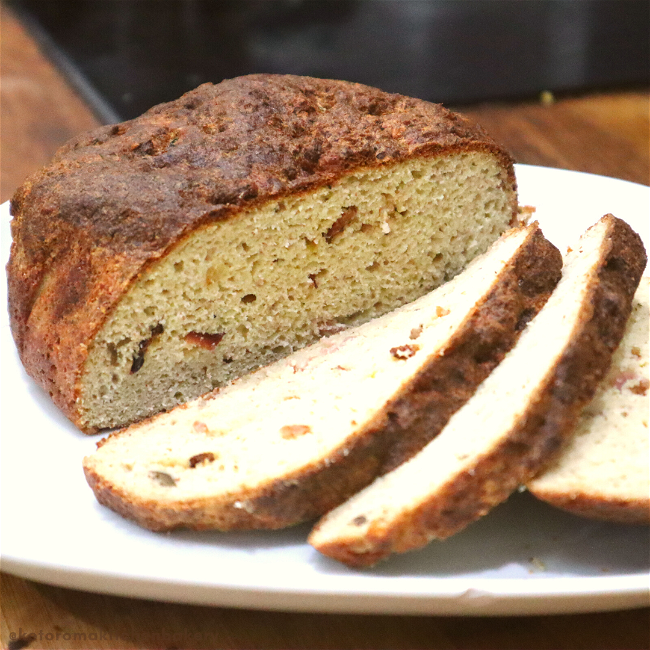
80, 151, 513, 429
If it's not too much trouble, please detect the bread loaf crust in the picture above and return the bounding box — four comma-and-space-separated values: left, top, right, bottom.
8, 74, 516, 431
527, 277, 649, 525
525, 493, 649, 525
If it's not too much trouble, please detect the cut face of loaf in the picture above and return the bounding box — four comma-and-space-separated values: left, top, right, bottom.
309, 214, 646, 567
8, 74, 517, 433
83, 222, 561, 532
81, 151, 515, 431
527, 277, 649, 524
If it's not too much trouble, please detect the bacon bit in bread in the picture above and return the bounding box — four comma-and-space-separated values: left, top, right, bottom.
435, 306, 450, 317
193, 420, 209, 433
189, 452, 216, 468
316, 321, 348, 336
631, 346, 642, 358
567, 246, 573, 254
630, 379, 649, 396
409, 325, 423, 340
611, 369, 638, 390
335, 365, 350, 371
185, 331, 225, 350
390, 344, 420, 360
513, 204, 537, 226
131, 323, 164, 373
325, 206, 358, 243
280, 424, 312, 439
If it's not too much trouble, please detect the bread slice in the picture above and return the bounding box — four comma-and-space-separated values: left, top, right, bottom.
527, 277, 649, 524
83, 222, 561, 531
8, 75, 518, 433
309, 215, 646, 567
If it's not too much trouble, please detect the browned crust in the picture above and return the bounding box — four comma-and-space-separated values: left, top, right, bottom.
529, 490, 650, 525
311, 214, 646, 567
83, 222, 561, 531
8, 74, 516, 433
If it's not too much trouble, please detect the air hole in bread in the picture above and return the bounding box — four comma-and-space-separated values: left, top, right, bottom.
309, 269, 328, 288
149, 471, 176, 486
108, 344, 119, 366
241, 293, 257, 304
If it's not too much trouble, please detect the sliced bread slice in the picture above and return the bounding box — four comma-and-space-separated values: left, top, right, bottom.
83, 222, 561, 531
527, 276, 649, 524
309, 214, 646, 567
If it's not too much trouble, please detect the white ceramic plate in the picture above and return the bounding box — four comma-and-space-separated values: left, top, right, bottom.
1, 165, 649, 616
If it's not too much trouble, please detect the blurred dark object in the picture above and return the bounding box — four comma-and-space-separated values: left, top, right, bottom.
8, 0, 650, 123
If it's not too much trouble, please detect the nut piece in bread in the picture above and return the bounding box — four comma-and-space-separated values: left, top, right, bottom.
309, 214, 646, 567
8, 75, 518, 433
82, 222, 560, 532
527, 276, 649, 524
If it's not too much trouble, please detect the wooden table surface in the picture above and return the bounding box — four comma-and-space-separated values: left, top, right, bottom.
1, 6, 649, 649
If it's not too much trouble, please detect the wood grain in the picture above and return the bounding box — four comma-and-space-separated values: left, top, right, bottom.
462, 92, 649, 185
1, 5, 649, 649
1, 4, 100, 203
2, 573, 649, 650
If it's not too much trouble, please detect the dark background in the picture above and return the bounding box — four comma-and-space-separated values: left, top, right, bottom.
8, 0, 650, 123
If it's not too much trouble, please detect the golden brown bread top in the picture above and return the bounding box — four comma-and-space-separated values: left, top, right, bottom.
7, 74, 515, 429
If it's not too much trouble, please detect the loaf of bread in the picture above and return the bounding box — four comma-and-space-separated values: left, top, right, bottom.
309, 215, 646, 567
83, 223, 561, 531
8, 75, 517, 433
527, 276, 649, 524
